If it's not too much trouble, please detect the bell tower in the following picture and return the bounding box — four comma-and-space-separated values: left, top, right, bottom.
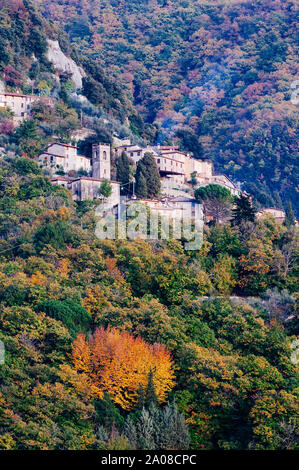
92, 143, 111, 179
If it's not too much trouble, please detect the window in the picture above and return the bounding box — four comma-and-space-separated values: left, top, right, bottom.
103, 151, 107, 160
157, 159, 160, 163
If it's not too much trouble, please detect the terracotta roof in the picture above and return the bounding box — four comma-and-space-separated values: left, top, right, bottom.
160, 151, 188, 156
51, 177, 69, 181
69, 177, 120, 184
47, 142, 78, 150
0, 92, 36, 98
115, 144, 136, 149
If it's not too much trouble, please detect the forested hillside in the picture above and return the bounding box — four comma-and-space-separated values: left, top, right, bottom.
0, 0, 298, 452
0, 156, 298, 449
33, 0, 299, 212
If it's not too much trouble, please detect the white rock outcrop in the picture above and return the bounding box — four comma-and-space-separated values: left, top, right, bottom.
47, 39, 85, 89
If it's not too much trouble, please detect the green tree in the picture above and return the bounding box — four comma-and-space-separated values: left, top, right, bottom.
95, 393, 124, 430
284, 201, 295, 227
33, 220, 78, 253
116, 151, 131, 193
13, 119, 42, 156
36, 299, 91, 337
232, 194, 256, 225
99, 179, 113, 199
195, 184, 233, 223
135, 153, 160, 198
14, 158, 41, 176
189, 171, 198, 188
135, 170, 148, 198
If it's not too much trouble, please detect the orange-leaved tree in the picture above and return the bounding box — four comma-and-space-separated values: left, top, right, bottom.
71, 328, 176, 410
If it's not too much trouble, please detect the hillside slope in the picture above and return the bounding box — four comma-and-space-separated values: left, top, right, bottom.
0, 156, 297, 450
0, 0, 154, 139
33, 0, 299, 212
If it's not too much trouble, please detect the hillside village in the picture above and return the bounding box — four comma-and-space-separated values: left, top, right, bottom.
41, 137, 244, 221
0, 87, 291, 224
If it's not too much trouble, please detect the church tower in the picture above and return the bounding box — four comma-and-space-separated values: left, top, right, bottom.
92, 143, 111, 180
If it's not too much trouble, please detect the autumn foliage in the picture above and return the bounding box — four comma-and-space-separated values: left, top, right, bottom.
72, 328, 176, 410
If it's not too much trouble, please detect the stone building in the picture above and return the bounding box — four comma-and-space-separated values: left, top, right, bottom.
92, 143, 111, 179
47, 142, 120, 207
0, 92, 38, 125
203, 174, 241, 197
38, 142, 91, 174
68, 177, 120, 205
256, 208, 286, 223
184, 154, 213, 182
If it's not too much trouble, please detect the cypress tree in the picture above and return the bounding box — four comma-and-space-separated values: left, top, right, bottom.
142, 152, 161, 198
136, 153, 161, 199
116, 151, 131, 194
284, 200, 296, 227
135, 168, 148, 198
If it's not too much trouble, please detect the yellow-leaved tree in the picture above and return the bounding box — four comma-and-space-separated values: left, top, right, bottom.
72, 328, 176, 410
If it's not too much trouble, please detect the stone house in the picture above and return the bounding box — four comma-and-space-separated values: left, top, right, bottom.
205, 174, 241, 197
0, 92, 38, 125
256, 208, 286, 223
67, 177, 120, 205
38, 142, 91, 174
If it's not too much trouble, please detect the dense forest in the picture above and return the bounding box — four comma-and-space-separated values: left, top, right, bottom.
0, 0, 298, 452
0, 156, 298, 450
33, 0, 299, 212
